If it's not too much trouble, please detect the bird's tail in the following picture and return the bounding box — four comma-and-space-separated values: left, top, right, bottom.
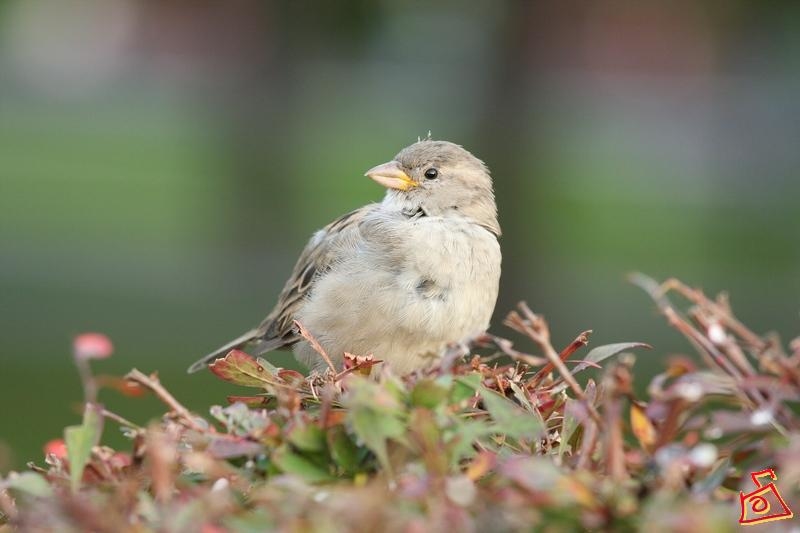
187, 329, 260, 374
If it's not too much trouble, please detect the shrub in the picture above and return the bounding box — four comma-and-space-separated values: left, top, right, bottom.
1, 275, 798, 532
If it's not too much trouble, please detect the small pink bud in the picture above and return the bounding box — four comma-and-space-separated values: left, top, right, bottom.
73, 333, 114, 360
44, 438, 67, 459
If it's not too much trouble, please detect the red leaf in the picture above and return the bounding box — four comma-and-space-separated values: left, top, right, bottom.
278, 369, 305, 385
227, 395, 270, 407
209, 350, 275, 388
96, 375, 147, 397
340, 353, 383, 379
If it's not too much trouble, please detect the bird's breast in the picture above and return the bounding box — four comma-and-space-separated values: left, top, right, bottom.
295, 215, 501, 373
394, 216, 501, 331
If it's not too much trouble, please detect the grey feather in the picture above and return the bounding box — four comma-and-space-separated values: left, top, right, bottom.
186, 328, 260, 374
186, 206, 373, 373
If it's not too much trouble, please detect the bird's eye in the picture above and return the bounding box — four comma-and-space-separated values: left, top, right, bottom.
424, 168, 439, 180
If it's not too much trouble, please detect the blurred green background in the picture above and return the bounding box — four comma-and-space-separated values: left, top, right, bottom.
1, 1, 798, 470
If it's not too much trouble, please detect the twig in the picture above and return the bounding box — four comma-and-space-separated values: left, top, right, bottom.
146, 427, 176, 503
529, 330, 592, 386
505, 303, 602, 425
658, 278, 767, 351
576, 418, 598, 471
664, 308, 745, 380
489, 335, 548, 367
690, 309, 758, 377
635, 273, 794, 424
74, 358, 97, 405
689, 310, 770, 407
294, 320, 337, 374
575, 379, 600, 470
653, 398, 688, 451
634, 275, 750, 379
125, 369, 204, 431
100, 408, 143, 431
604, 361, 633, 480
605, 395, 626, 481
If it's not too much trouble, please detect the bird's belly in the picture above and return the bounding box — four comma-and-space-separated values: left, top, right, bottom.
294, 220, 500, 373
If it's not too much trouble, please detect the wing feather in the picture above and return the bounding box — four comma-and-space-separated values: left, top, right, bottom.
259, 205, 373, 340
187, 204, 374, 373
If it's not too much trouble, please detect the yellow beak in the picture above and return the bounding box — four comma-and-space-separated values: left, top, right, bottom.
365, 160, 417, 191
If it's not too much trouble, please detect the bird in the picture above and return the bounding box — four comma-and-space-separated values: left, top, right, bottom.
188, 139, 502, 376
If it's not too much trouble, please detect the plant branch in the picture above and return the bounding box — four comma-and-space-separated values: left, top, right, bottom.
505, 303, 602, 425
294, 320, 337, 374
124, 369, 204, 431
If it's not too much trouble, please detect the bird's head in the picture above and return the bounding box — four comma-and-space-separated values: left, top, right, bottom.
365, 140, 500, 236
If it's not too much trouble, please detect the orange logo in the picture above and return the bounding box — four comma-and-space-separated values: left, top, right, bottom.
739, 468, 793, 526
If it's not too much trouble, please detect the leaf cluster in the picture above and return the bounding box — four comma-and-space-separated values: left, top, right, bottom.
1, 276, 799, 532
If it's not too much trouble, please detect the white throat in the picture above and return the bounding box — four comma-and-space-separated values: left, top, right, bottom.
381, 191, 424, 217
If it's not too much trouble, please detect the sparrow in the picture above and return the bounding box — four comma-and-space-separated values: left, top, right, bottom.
188, 139, 501, 375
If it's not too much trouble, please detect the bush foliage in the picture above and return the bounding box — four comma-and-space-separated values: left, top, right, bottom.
1, 275, 798, 532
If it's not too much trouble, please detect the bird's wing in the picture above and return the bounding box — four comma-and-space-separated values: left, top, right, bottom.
187, 204, 375, 373
257, 204, 374, 344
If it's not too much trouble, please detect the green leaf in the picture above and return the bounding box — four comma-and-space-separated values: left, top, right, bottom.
508, 381, 534, 412
224, 509, 276, 532
558, 399, 581, 457
381, 373, 410, 403
692, 457, 732, 496
479, 387, 517, 426
287, 422, 327, 453
65, 403, 103, 492
480, 387, 542, 443
344, 376, 407, 473
571, 343, 651, 374
136, 491, 159, 524
446, 418, 494, 466
5, 472, 53, 499
349, 405, 405, 472
256, 356, 279, 374
327, 425, 364, 474
410, 408, 448, 475
209, 350, 275, 388
410, 379, 449, 409
451, 374, 481, 404
272, 444, 334, 483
